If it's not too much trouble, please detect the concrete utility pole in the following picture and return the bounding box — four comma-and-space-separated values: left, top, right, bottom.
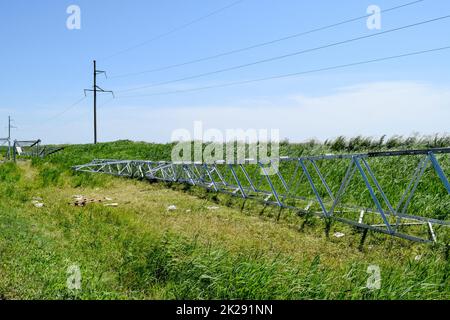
84, 60, 114, 144
94, 60, 97, 144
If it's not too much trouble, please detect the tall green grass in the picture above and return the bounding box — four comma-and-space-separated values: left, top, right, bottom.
33, 137, 450, 238
0, 136, 448, 300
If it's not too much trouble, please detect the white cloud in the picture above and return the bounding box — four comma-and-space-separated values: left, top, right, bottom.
284, 81, 450, 140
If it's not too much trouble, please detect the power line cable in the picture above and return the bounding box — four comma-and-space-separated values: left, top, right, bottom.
111, 0, 425, 79
117, 45, 450, 98
97, 97, 115, 109
117, 14, 450, 93
10, 96, 87, 130
41, 96, 87, 124
101, 0, 245, 61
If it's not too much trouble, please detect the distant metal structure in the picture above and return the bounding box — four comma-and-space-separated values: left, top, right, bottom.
13, 140, 41, 161
0, 116, 16, 160
7, 116, 15, 159
13, 140, 64, 161
0, 138, 9, 160
74, 148, 450, 243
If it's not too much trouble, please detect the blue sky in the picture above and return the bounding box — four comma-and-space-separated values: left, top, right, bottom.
1, 0, 450, 144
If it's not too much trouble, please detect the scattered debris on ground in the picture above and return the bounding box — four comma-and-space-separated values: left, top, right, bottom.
415, 255, 422, 261
206, 206, 220, 210
31, 200, 44, 208
304, 201, 313, 211
73, 195, 84, 202
70, 195, 117, 208
167, 205, 177, 211
104, 203, 119, 207
333, 232, 345, 238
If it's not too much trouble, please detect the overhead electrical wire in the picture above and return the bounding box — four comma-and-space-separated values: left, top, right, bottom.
117, 45, 450, 98
44, 1, 440, 116
97, 97, 116, 110
116, 13, 450, 93
101, 0, 246, 61
110, 0, 426, 79
40, 96, 87, 124
23, 1, 245, 126
15, 96, 87, 130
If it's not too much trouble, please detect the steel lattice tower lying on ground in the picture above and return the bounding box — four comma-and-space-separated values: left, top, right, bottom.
12, 140, 64, 161
74, 148, 450, 243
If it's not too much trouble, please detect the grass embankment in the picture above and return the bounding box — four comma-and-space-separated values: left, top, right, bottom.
0, 138, 449, 299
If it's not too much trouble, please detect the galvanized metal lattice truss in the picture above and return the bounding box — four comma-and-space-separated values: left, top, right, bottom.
73, 148, 450, 243
13, 140, 64, 160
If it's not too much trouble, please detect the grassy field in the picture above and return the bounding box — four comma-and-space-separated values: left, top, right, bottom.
0, 139, 449, 300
